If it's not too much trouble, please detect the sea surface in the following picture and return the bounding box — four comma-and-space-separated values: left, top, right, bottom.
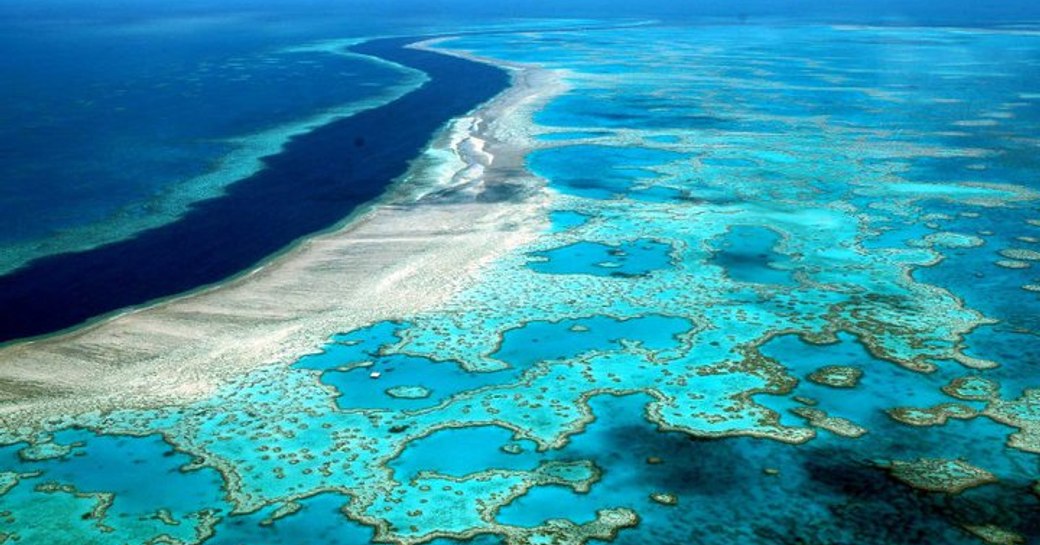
0, 9, 540, 340
3, 5, 1040, 545
0, 13, 417, 269
0, 36, 508, 341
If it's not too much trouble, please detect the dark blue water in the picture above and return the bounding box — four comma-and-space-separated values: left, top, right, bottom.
0, 37, 508, 342
0, 20, 407, 246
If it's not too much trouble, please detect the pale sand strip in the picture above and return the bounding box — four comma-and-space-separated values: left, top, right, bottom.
0, 44, 567, 430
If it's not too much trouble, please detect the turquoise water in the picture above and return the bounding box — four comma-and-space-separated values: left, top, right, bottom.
526, 240, 673, 277
710, 225, 795, 285
528, 144, 686, 200
4, 15, 1040, 545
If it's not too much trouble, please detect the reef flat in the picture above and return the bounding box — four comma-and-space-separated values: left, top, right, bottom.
3, 22, 1040, 545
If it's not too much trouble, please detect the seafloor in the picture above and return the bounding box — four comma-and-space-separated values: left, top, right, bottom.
2, 22, 1040, 545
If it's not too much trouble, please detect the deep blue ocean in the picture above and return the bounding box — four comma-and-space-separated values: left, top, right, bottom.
0, 4, 522, 340
0, 9, 398, 247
